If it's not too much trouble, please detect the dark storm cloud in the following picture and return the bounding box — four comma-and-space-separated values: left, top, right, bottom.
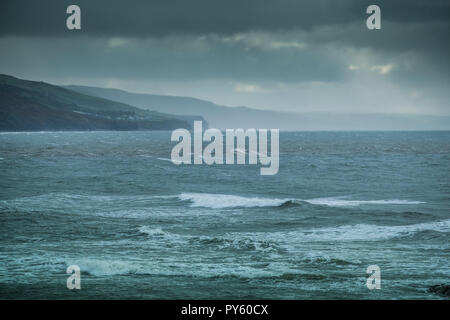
0, 0, 449, 115
0, 0, 449, 37
0, 35, 347, 83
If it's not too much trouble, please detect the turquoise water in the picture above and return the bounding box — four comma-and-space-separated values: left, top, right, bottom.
0, 131, 449, 299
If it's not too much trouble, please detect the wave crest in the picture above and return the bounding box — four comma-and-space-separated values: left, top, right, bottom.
138, 226, 167, 236
304, 198, 425, 207
178, 193, 287, 209
176, 193, 424, 209
239, 219, 450, 242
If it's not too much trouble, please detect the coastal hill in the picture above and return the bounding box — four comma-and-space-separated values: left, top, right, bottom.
0, 74, 203, 131
0, 74, 447, 132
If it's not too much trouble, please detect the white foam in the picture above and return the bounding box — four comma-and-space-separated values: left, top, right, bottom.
66, 257, 296, 278
307, 220, 450, 241
178, 193, 287, 209
176, 193, 424, 209
2, 192, 425, 213
304, 197, 425, 207
138, 226, 167, 236
235, 219, 450, 243
58, 220, 450, 278
157, 157, 183, 164
71, 258, 139, 276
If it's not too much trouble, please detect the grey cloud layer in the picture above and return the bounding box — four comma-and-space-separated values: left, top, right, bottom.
0, 0, 449, 114
1, 0, 448, 77
1, 0, 449, 36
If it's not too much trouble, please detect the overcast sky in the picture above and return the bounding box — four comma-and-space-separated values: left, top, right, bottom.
0, 0, 449, 115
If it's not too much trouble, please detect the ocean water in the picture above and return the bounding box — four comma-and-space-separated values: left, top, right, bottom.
0, 131, 449, 299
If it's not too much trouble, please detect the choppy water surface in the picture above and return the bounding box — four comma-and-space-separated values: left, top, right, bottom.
0, 131, 449, 299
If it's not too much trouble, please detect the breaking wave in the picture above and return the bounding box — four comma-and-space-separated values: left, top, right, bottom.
138, 226, 167, 236
0, 192, 425, 213
304, 198, 425, 207
176, 193, 424, 209
178, 193, 287, 209
237, 219, 450, 242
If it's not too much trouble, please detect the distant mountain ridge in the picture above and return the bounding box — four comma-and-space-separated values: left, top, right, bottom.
0, 74, 447, 131
0, 74, 203, 131
67, 85, 450, 131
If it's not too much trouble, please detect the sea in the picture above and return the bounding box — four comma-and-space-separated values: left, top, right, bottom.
0, 131, 449, 299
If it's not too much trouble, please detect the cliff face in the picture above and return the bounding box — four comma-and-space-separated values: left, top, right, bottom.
0, 75, 199, 131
